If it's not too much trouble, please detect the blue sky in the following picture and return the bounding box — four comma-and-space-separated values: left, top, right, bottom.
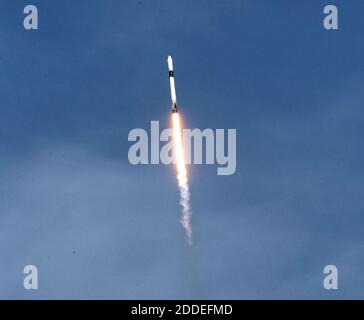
0, 0, 363, 299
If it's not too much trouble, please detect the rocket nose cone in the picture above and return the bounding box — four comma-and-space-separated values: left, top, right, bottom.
167, 56, 173, 71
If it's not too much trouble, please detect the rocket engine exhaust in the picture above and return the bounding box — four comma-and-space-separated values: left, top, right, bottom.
172, 112, 192, 245
168, 56, 193, 244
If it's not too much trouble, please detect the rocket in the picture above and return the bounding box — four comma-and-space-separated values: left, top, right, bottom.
167, 56, 178, 113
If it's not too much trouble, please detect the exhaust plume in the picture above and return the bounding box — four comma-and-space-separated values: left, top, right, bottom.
172, 112, 192, 245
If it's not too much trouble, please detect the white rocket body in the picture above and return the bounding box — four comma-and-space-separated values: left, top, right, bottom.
168, 56, 178, 113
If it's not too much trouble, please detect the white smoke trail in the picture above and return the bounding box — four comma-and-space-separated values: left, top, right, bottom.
172, 113, 192, 245
178, 178, 192, 245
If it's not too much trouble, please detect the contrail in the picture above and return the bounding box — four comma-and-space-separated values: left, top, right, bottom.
172, 112, 192, 245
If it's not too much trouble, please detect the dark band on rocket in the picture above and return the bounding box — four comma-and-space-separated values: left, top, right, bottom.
169, 71, 174, 77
